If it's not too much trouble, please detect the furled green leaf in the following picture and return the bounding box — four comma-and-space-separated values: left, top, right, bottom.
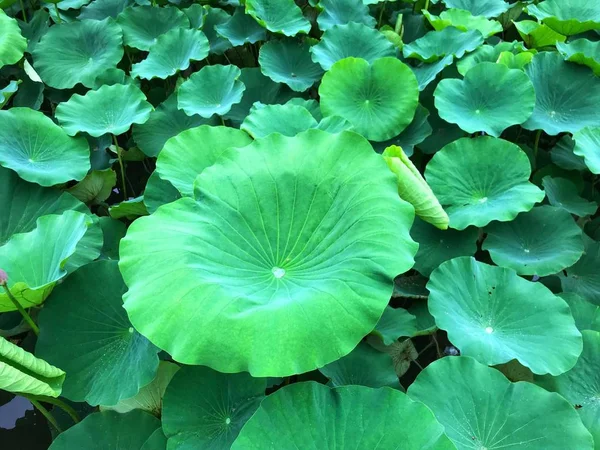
0, 10, 27, 69
120, 130, 417, 376
245, 0, 311, 36
428, 257, 582, 375
0, 80, 19, 109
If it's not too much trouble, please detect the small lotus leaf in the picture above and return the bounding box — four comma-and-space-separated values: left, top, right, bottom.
423, 9, 503, 38
513, 20, 567, 48
241, 103, 318, 138
442, 0, 510, 18
403, 27, 484, 63
79, 0, 135, 21
573, 126, 600, 174
202, 6, 232, 55
457, 41, 532, 75
245, 0, 311, 36
316, 0, 375, 31
215, 7, 267, 46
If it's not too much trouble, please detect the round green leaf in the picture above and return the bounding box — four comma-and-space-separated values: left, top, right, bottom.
428, 257, 582, 375
457, 41, 531, 76
259, 40, 323, 92
232, 382, 454, 449
156, 125, 252, 197
560, 293, 600, 332
573, 126, 600, 174
162, 365, 266, 449
79, 0, 135, 21
523, 52, 600, 135
536, 330, 600, 445
316, 0, 375, 31
402, 27, 484, 63
56, 84, 153, 137
514, 20, 567, 49
319, 57, 419, 142
131, 28, 209, 80
0, 10, 26, 69
442, 0, 510, 18
177, 64, 245, 118
36, 260, 159, 406
245, 0, 311, 36
215, 7, 267, 46
120, 130, 417, 376
408, 356, 594, 450
0, 211, 92, 312
557, 39, 600, 76
241, 103, 318, 138
410, 217, 478, 276
434, 62, 535, 137
425, 137, 545, 230
310, 22, 396, 71
527, 0, 600, 36
32, 18, 123, 89
424, 9, 503, 38
319, 341, 401, 389
483, 206, 584, 276
116, 5, 189, 51
0, 108, 90, 186
560, 235, 600, 306
542, 176, 598, 217
49, 410, 161, 450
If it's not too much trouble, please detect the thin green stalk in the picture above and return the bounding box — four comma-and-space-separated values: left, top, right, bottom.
377, 1, 387, 28
19, 0, 27, 22
34, 396, 80, 424
424, 0, 430, 11
113, 135, 128, 200
30, 400, 62, 433
533, 129, 542, 162
54, 3, 61, 23
1, 284, 39, 335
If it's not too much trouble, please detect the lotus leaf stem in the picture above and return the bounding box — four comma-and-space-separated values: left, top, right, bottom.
29, 399, 62, 432
113, 134, 128, 200
1, 284, 39, 335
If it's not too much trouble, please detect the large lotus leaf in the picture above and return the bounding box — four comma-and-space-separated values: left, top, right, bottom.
232, 382, 454, 449
573, 127, 600, 174
0, 11, 26, 69
132, 94, 217, 158
310, 22, 395, 71
560, 235, 600, 306
0, 167, 88, 246
523, 52, 600, 135
120, 130, 417, 376
408, 356, 594, 450
542, 176, 598, 217
49, 410, 161, 450
241, 103, 318, 139
0, 108, 90, 186
410, 217, 478, 276
457, 41, 532, 76
131, 28, 209, 80
35, 260, 159, 406
0, 211, 92, 312
382, 146, 448, 229
156, 125, 251, 198
245, 0, 311, 36
162, 365, 266, 449
560, 293, 600, 332
425, 137, 544, 230
483, 206, 584, 276
556, 39, 600, 75
215, 7, 266, 46
428, 257, 582, 375
316, 0, 375, 31
527, 0, 600, 36
434, 62, 535, 137
402, 27, 484, 63
143, 171, 181, 214
32, 18, 123, 89
423, 9, 503, 38
258, 40, 323, 92
513, 20, 566, 49
319, 342, 401, 390
116, 5, 189, 51
0, 336, 65, 397
442, 0, 510, 18
177, 64, 245, 118
536, 330, 600, 445
56, 84, 153, 137
319, 57, 418, 142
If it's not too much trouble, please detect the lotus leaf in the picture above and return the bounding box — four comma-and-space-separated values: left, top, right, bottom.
310, 23, 395, 71
427, 257, 582, 374
560, 293, 600, 332
408, 356, 594, 450
423, 9, 503, 38
425, 137, 544, 230
131, 28, 209, 80
202, 6, 232, 54
560, 235, 600, 306
457, 41, 531, 75
68, 169, 116, 204
573, 127, 600, 174
513, 20, 566, 49
0, 108, 90, 186
245, 0, 311, 36
79, 0, 135, 21
370, 306, 419, 345
374, 105, 432, 155
56, 84, 153, 137
120, 130, 417, 376
0, 336, 65, 397
215, 7, 266, 46
143, 171, 181, 214
527, 0, 600, 36
258, 40, 323, 92
442, 0, 510, 18
162, 365, 266, 449
402, 27, 484, 63
116, 5, 189, 51
177, 64, 245, 118
32, 18, 123, 89
410, 55, 455, 92
319, 57, 418, 141
232, 382, 454, 449
0, 11, 26, 69
542, 176, 598, 217
483, 206, 584, 276
434, 62, 535, 136
316, 0, 375, 31
241, 103, 318, 138
556, 39, 600, 75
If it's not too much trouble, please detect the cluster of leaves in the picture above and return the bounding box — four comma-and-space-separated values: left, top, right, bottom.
1, 0, 600, 448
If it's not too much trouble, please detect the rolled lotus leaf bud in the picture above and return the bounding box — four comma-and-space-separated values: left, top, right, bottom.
0, 269, 7, 286
382, 145, 449, 230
